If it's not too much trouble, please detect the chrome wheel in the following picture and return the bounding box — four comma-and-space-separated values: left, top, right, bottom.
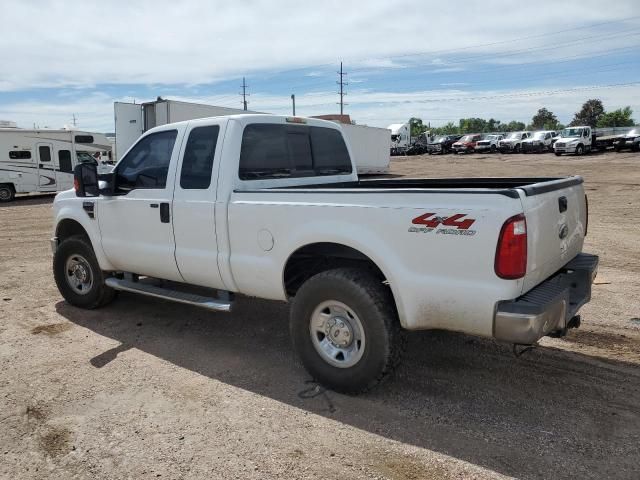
309, 300, 366, 368
65, 254, 94, 295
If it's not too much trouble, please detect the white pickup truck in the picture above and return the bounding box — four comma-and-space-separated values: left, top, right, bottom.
51, 114, 598, 393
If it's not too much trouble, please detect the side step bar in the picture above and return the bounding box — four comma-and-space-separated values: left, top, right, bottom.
105, 277, 233, 312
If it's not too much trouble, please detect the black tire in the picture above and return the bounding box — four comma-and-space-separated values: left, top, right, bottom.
53, 235, 116, 309
575, 144, 584, 156
555, 152, 562, 156
290, 268, 404, 394
514, 144, 521, 153
0, 184, 15, 202
490, 144, 497, 153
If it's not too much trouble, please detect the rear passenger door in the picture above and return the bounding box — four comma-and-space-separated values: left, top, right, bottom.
172, 121, 226, 289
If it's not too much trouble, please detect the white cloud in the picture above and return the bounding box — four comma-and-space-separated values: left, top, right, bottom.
1, 0, 638, 91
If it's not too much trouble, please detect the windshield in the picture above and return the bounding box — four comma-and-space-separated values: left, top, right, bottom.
506, 132, 520, 140
627, 129, 639, 136
433, 136, 445, 142
484, 135, 499, 140
76, 151, 98, 164
561, 128, 584, 138
460, 135, 474, 142
532, 132, 546, 140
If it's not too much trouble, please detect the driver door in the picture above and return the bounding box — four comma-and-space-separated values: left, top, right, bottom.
98, 127, 185, 281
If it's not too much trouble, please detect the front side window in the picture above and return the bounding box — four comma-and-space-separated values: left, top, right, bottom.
180, 125, 219, 189
239, 124, 352, 180
116, 130, 177, 190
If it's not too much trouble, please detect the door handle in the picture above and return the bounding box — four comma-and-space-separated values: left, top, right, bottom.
159, 203, 170, 223
149, 203, 159, 208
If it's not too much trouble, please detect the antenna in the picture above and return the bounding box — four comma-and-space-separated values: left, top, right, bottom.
336, 62, 348, 115
72, 113, 77, 127
240, 77, 249, 111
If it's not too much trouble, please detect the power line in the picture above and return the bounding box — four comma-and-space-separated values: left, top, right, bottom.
337, 61, 348, 115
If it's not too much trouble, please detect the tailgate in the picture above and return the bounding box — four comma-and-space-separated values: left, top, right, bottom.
518, 177, 587, 293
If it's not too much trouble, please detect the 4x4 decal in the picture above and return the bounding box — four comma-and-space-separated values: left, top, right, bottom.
409, 213, 477, 236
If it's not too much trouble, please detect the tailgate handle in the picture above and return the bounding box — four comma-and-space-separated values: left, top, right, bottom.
558, 196, 568, 213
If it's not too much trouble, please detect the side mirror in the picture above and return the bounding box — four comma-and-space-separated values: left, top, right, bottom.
74, 163, 99, 197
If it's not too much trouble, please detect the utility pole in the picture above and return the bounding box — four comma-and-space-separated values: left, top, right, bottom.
291, 94, 296, 116
336, 61, 348, 115
240, 77, 249, 111
72, 113, 77, 127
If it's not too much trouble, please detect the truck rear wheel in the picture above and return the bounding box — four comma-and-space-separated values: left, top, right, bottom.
290, 268, 404, 393
0, 184, 15, 202
53, 235, 116, 309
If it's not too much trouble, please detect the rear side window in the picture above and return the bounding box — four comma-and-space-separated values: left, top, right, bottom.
58, 150, 73, 172
239, 124, 352, 180
9, 150, 31, 159
116, 130, 178, 190
75, 135, 94, 144
180, 125, 220, 189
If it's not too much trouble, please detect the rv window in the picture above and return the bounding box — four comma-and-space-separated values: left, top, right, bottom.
75, 135, 94, 144
39, 146, 51, 162
9, 151, 31, 159
180, 125, 219, 189
58, 150, 73, 173
115, 130, 178, 190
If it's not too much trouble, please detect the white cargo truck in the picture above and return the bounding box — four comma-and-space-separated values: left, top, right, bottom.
115, 99, 254, 161
339, 123, 390, 174
388, 123, 411, 155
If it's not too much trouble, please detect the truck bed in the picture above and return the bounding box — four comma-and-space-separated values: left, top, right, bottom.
239, 176, 583, 199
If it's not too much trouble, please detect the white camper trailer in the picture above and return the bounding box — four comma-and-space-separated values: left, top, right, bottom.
0, 127, 111, 201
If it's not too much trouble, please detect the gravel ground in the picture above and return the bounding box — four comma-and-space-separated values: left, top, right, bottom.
1, 150, 639, 479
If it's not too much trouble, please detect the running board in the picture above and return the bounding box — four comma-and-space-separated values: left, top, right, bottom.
105, 277, 232, 312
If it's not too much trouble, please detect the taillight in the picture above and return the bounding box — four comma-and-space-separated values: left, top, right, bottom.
584, 194, 589, 236
73, 177, 79, 191
495, 214, 527, 279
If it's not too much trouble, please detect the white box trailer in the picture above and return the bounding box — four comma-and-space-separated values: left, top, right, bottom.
0, 127, 111, 201
114, 99, 255, 160
340, 123, 390, 174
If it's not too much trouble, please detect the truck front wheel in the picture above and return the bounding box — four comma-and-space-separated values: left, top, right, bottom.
290, 268, 404, 393
53, 235, 116, 309
575, 144, 584, 155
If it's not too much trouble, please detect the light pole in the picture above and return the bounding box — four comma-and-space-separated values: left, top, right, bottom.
291, 94, 296, 116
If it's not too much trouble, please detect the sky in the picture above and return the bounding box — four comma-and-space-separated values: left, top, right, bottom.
1, 0, 639, 132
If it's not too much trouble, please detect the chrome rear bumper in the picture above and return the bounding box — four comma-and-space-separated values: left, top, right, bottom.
494, 253, 599, 344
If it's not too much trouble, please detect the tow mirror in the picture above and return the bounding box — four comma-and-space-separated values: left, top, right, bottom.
74, 163, 99, 197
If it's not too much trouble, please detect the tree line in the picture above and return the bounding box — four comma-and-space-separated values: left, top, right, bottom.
410, 99, 636, 137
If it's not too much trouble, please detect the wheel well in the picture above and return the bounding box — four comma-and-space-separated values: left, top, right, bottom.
56, 219, 89, 243
0, 183, 15, 191
284, 243, 387, 297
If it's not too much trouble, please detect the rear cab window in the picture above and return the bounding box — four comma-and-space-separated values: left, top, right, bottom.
239, 124, 352, 180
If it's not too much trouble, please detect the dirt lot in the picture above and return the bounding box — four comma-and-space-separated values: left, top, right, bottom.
1, 150, 639, 479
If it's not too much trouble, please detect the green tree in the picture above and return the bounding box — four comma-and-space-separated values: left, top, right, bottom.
409, 117, 427, 137
570, 99, 605, 127
432, 122, 458, 135
596, 107, 635, 127
530, 108, 560, 130
504, 121, 526, 131
458, 117, 488, 133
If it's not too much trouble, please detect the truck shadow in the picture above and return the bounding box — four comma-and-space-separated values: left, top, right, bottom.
0, 193, 56, 207
56, 295, 640, 480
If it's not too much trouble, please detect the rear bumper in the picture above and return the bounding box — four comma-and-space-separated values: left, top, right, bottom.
493, 253, 599, 344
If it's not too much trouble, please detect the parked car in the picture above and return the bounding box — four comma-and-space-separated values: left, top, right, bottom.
406, 132, 431, 155
474, 134, 504, 153
614, 128, 640, 152
426, 134, 462, 154
52, 114, 598, 393
498, 131, 532, 153
451, 134, 482, 154
522, 131, 556, 153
